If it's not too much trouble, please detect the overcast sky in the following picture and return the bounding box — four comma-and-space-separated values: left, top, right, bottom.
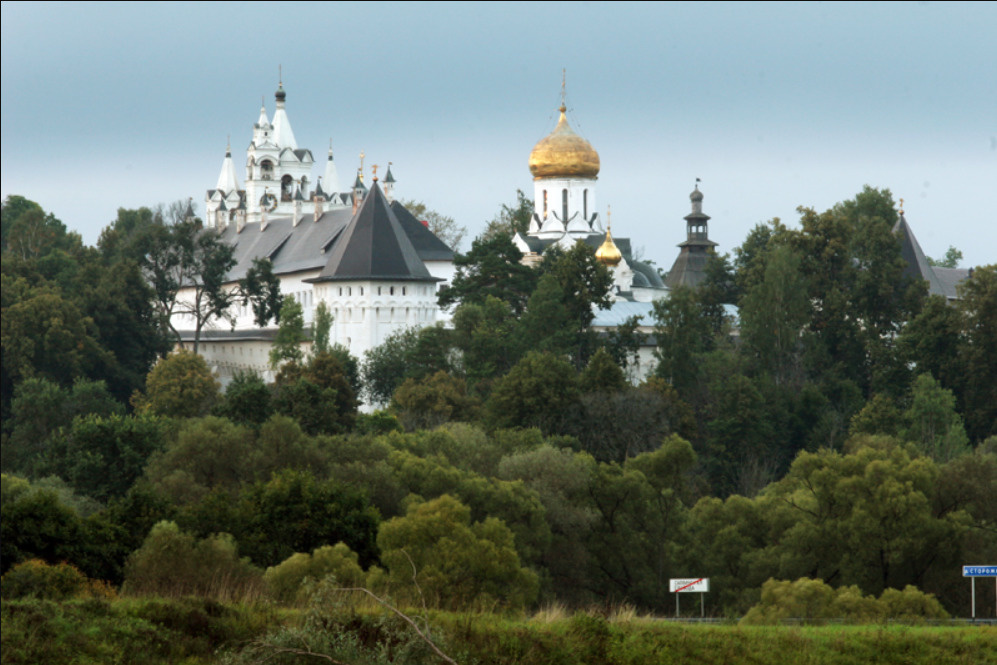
2, 1, 994, 269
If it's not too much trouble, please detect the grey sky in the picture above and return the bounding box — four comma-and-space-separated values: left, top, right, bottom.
2, 1, 994, 269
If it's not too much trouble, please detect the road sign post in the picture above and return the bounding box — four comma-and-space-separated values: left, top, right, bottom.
669, 578, 710, 618
963, 566, 997, 619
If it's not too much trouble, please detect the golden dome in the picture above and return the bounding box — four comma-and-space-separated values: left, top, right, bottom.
595, 228, 622, 267
528, 105, 600, 180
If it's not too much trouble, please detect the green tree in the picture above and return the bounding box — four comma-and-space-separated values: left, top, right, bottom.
450, 296, 522, 387
927, 246, 963, 268
580, 347, 627, 394
738, 244, 810, 386
652, 285, 711, 393
273, 351, 357, 435
42, 413, 166, 502
438, 233, 538, 315
145, 416, 257, 504
312, 301, 332, 354
122, 520, 261, 599
903, 373, 970, 462
362, 326, 455, 406
269, 299, 305, 368
482, 189, 533, 239
955, 264, 997, 442
239, 257, 283, 327
137, 349, 220, 419
140, 209, 238, 353
486, 351, 579, 434
237, 470, 380, 568
376, 494, 538, 610
392, 371, 479, 431
215, 370, 273, 427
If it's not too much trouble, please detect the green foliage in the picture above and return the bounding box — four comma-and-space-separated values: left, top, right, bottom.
4, 376, 123, 474
955, 264, 997, 441
362, 325, 456, 406
269, 298, 305, 368
903, 373, 970, 461
741, 577, 949, 624
486, 351, 579, 434
216, 370, 273, 426
239, 257, 283, 327
451, 295, 522, 386
391, 370, 480, 431
272, 351, 357, 435
263, 543, 366, 603
652, 285, 712, 393
0, 559, 111, 600
137, 349, 221, 419
236, 469, 380, 569
438, 232, 538, 314
376, 494, 539, 610
927, 245, 963, 269
311, 300, 332, 354
42, 412, 166, 502
145, 416, 257, 503
123, 520, 262, 599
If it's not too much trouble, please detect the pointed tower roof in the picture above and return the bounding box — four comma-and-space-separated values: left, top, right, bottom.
271, 83, 297, 149
384, 164, 396, 184
893, 210, 948, 296
256, 102, 270, 128
322, 143, 341, 195
215, 143, 241, 193
309, 182, 440, 283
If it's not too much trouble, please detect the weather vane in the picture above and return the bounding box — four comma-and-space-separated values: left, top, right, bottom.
899, 197, 904, 214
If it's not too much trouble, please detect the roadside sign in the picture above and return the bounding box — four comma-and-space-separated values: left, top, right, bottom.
963, 566, 997, 577
670, 578, 709, 593
961, 565, 997, 620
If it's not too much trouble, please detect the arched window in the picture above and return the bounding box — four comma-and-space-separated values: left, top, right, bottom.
584, 189, 588, 218
260, 160, 274, 180
281, 175, 293, 201
562, 189, 568, 221
543, 190, 548, 216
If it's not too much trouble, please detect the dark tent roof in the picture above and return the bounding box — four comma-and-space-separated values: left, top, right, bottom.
308, 182, 440, 283
390, 200, 456, 261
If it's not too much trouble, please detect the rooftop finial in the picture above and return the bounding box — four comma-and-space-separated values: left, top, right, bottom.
226, 135, 231, 153
607, 204, 612, 231
359, 150, 365, 182
279, 64, 282, 86
899, 197, 905, 215
560, 68, 567, 113
695, 177, 701, 190
372, 164, 379, 182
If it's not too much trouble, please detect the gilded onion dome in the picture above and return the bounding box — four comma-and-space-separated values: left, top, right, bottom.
528, 104, 600, 180
595, 228, 622, 267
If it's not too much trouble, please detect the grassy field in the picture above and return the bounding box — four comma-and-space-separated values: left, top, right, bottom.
2, 597, 994, 665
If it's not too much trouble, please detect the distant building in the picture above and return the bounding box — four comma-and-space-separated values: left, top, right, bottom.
173, 84, 454, 383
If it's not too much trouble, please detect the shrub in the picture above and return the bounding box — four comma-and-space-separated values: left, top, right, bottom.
123, 521, 262, 601
264, 543, 366, 603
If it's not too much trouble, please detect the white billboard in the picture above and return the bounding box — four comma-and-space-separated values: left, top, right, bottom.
669, 578, 709, 593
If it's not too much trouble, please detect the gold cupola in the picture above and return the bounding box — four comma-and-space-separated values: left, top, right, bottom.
595, 207, 622, 267
528, 104, 600, 180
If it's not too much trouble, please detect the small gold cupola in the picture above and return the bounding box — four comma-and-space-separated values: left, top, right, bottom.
595, 206, 622, 267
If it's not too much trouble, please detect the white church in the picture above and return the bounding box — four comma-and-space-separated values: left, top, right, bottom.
173, 82, 723, 384
173, 83, 456, 382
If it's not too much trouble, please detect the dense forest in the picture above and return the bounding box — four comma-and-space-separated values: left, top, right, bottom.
1, 186, 995, 643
